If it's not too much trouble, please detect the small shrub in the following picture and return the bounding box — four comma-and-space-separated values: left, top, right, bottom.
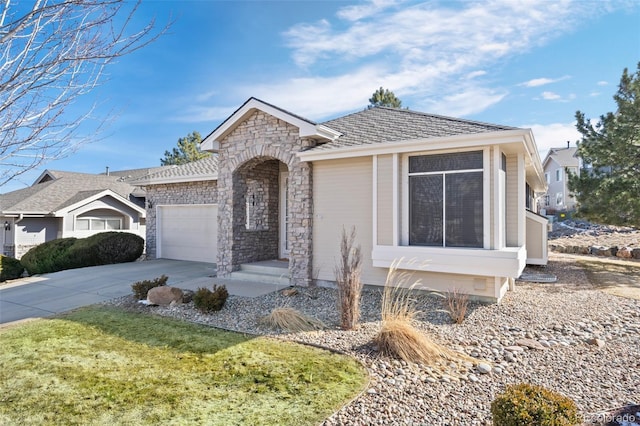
260, 307, 325, 332
334, 226, 363, 330
491, 383, 579, 426
131, 275, 168, 300
193, 285, 228, 313
444, 288, 469, 324
0, 255, 24, 282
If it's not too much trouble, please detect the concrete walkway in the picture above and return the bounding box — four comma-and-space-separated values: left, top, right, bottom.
0, 259, 278, 325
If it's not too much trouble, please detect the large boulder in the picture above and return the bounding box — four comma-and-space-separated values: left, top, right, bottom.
147, 286, 184, 305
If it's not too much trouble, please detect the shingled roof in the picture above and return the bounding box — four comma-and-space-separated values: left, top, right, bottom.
314, 106, 518, 151
543, 146, 578, 168
131, 156, 218, 186
1, 170, 145, 214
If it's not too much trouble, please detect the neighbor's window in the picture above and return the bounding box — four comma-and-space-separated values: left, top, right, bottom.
75, 217, 122, 231
408, 151, 483, 248
545, 172, 550, 184
556, 169, 562, 182
556, 192, 563, 206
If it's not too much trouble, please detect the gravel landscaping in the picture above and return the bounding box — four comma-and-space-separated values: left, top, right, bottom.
105, 252, 640, 426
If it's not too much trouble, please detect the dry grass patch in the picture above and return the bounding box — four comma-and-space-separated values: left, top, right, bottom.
579, 258, 640, 300
260, 307, 325, 332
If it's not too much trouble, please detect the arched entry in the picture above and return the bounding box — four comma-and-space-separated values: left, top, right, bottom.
231, 156, 289, 265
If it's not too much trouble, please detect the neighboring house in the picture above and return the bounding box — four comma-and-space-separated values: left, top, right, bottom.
0, 167, 165, 259
541, 144, 579, 213
134, 98, 548, 302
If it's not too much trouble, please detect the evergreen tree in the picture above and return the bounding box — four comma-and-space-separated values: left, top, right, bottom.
369, 87, 403, 108
161, 131, 211, 166
569, 63, 640, 226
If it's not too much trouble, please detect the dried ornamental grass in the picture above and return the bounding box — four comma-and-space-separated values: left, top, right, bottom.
445, 288, 469, 324
373, 262, 477, 370
334, 226, 363, 330
260, 307, 325, 332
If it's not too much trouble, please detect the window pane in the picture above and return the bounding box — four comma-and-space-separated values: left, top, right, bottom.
106, 219, 121, 230
409, 151, 483, 173
91, 219, 105, 230
445, 172, 483, 248
409, 175, 443, 246
76, 219, 89, 230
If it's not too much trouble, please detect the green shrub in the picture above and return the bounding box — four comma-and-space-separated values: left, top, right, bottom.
0, 255, 24, 282
21, 238, 78, 275
83, 232, 144, 264
491, 383, 579, 426
131, 275, 168, 300
20, 233, 144, 275
193, 285, 229, 313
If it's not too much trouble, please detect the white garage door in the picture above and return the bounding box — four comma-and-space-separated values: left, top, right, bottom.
157, 205, 217, 263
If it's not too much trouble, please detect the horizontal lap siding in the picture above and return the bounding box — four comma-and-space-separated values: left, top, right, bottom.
313, 157, 387, 285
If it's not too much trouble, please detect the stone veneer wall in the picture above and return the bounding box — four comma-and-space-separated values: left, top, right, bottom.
145, 180, 218, 259
233, 159, 280, 264
216, 110, 315, 286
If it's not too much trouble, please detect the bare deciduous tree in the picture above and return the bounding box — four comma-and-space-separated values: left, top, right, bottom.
0, 0, 168, 186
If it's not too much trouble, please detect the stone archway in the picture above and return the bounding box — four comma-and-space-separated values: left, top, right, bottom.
215, 110, 315, 286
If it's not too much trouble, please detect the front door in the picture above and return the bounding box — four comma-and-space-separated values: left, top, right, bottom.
279, 172, 289, 259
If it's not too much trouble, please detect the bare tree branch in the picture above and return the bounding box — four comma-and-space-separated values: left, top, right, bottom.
0, 0, 169, 187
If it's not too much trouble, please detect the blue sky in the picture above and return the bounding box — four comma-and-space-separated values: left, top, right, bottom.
2, 0, 639, 192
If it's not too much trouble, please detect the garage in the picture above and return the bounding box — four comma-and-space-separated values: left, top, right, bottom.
157, 204, 217, 263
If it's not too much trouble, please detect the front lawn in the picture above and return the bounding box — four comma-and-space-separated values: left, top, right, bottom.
0, 306, 368, 425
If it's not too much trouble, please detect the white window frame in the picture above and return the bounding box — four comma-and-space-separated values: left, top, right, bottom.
556, 192, 563, 206
556, 168, 562, 182
401, 148, 490, 249
545, 172, 550, 184
74, 216, 122, 231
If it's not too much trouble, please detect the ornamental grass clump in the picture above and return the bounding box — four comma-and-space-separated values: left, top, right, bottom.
444, 288, 469, 324
334, 226, 363, 330
260, 307, 325, 332
373, 262, 475, 369
491, 383, 579, 426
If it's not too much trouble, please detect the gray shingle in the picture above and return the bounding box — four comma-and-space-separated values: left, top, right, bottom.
314, 106, 518, 151
131, 156, 218, 185
1, 172, 140, 213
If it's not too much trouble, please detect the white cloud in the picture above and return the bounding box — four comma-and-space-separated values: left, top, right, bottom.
336, 0, 403, 21
422, 88, 508, 117
597, 80, 609, 86
522, 122, 581, 158
541, 91, 562, 100
466, 70, 487, 79
520, 75, 570, 87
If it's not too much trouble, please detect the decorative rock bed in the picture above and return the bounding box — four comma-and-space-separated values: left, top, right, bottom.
549, 220, 639, 260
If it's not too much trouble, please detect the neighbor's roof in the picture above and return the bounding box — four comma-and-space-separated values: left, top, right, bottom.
543, 146, 579, 168
0, 171, 143, 214
130, 156, 218, 186
312, 106, 518, 151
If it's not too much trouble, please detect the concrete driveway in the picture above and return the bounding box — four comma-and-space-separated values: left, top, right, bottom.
0, 259, 277, 325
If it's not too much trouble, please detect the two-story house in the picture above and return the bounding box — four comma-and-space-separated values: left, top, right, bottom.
541, 142, 579, 213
